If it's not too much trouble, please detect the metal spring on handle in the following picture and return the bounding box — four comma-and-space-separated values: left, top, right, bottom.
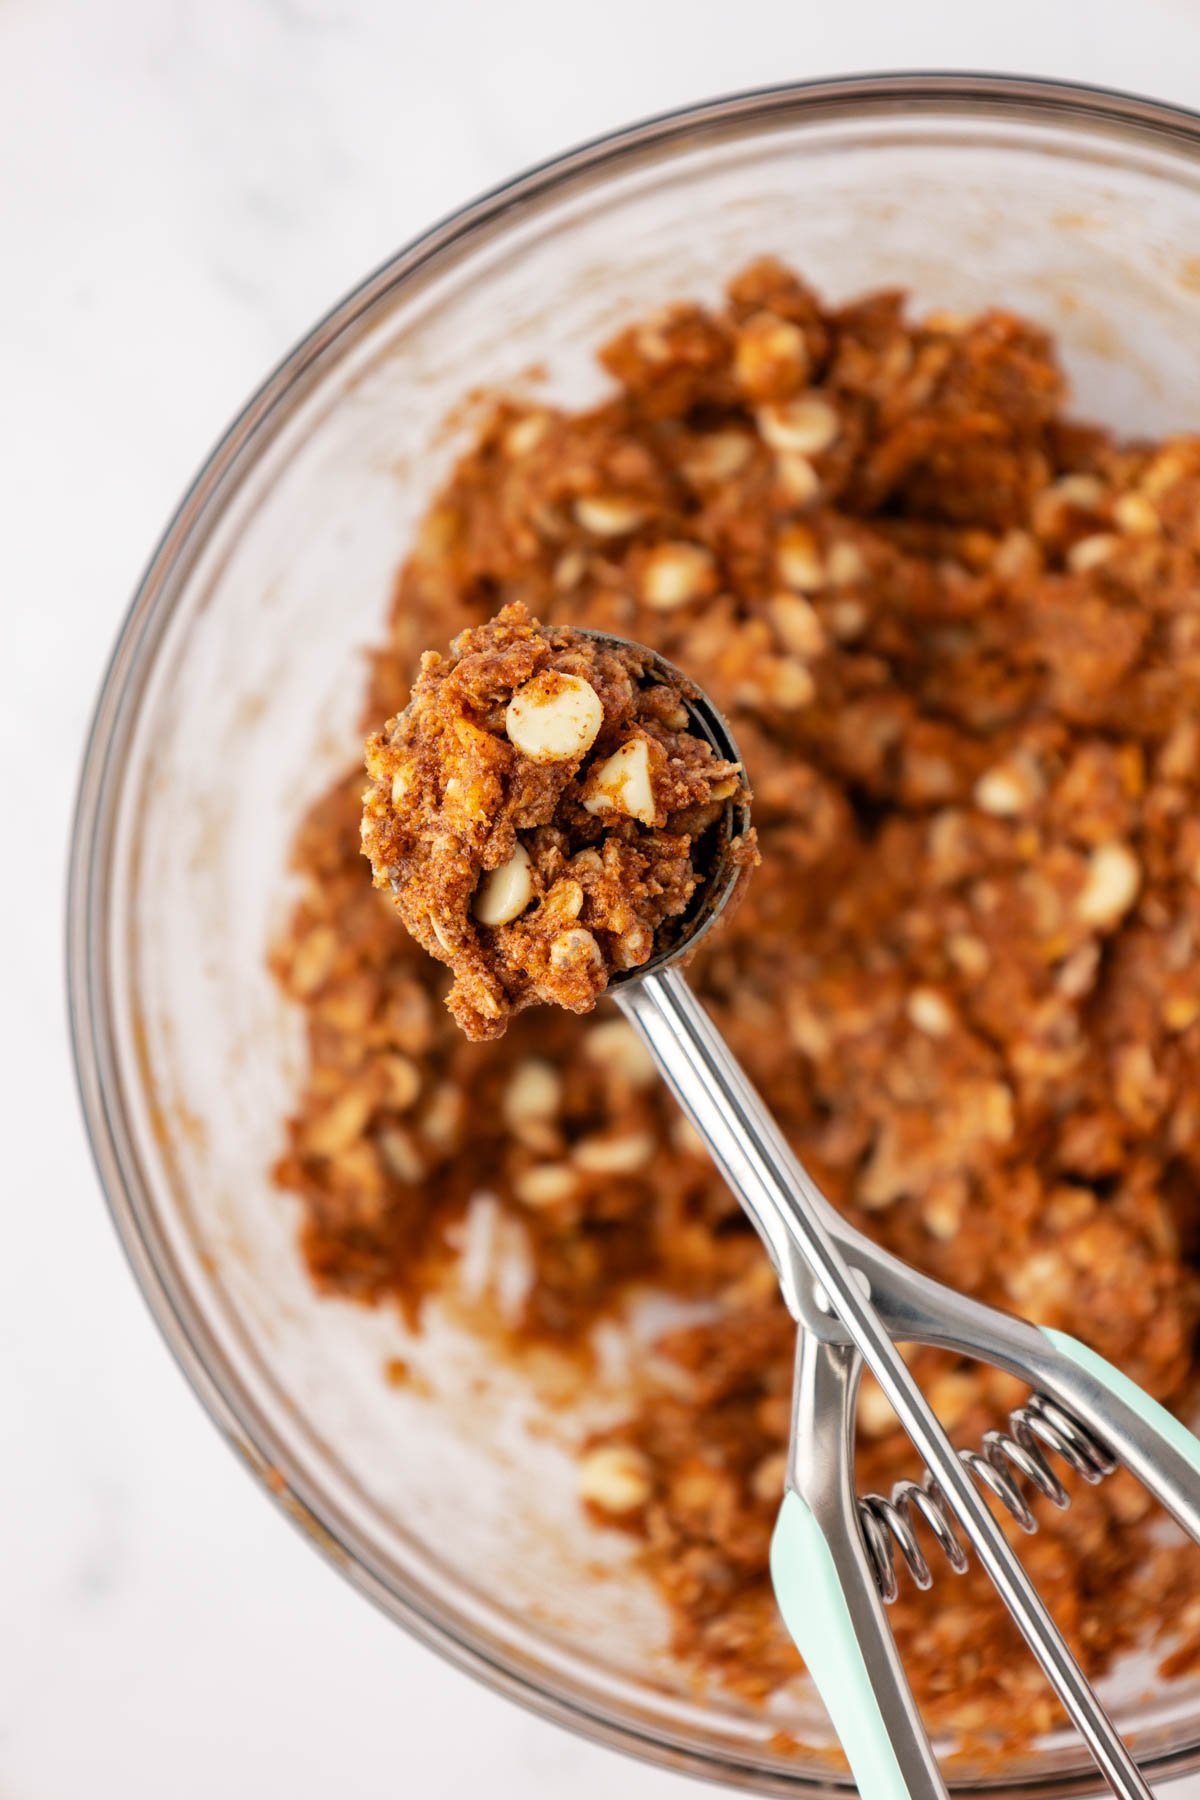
858, 1393, 1118, 1603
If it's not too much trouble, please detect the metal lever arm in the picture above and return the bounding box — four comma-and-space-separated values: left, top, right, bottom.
796, 1217, 1200, 1551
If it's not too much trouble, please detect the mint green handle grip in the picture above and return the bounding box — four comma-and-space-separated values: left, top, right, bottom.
771, 1490, 915, 1800
1043, 1328, 1200, 1483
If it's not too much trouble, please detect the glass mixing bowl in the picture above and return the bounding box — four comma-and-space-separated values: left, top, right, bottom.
68, 73, 1200, 1798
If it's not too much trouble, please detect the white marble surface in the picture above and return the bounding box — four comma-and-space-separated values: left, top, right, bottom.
8, 2, 1200, 1795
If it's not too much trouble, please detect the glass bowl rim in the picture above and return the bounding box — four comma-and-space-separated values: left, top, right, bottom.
66, 70, 1200, 1799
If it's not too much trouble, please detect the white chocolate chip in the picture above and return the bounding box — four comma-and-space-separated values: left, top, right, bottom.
378, 1053, 421, 1111
1005, 1246, 1070, 1312
789, 1014, 828, 1074
906, 987, 954, 1037
993, 529, 1039, 581
378, 1126, 426, 1184
640, 541, 716, 611
974, 770, 1025, 817
947, 933, 989, 977
776, 523, 826, 592
756, 395, 840, 456
472, 843, 534, 926
734, 312, 810, 397
290, 926, 338, 997
925, 309, 972, 335
1057, 942, 1100, 1000
550, 928, 603, 973
1114, 493, 1160, 536
1077, 841, 1141, 927
504, 413, 550, 459
826, 599, 867, 642
922, 1190, 964, 1242
503, 1060, 562, 1129
826, 541, 867, 588
1049, 473, 1106, 511
301, 1088, 372, 1158
584, 1018, 657, 1086
1140, 450, 1189, 500
415, 1072, 456, 1144
578, 1444, 653, 1512
554, 550, 587, 592
671, 1114, 708, 1157
572, 1131, 656, 1174
573, 495, 647, 537
776, 453, 820, 504
506, 672, 603, 763
751, 1451, 789, 1503
1068, 532, 1121, 574
633, 320, 673, 364
421, 1082, 464, 1149
760, 657, 816, 711
682, 431, 752, 485
612, 923, 655, 969
1033, 475, 1105, 539
583, 737, 658, 825
974, 751, 1044, 817
514, 1163, 578, 1208
390, 764, 415, 806
767, 593, 826, 658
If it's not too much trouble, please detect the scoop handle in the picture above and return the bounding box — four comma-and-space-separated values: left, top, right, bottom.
770, 1490, 921, 1800
1042, 1328, 1200, 1536
771, 1490, 934, 1800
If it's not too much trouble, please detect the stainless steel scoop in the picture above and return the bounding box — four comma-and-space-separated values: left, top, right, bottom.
589, 631, 1200, 1800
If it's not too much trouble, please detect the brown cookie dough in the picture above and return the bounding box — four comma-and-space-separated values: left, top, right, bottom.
361, 604, 753, 1038
273, 258, 1200, 1740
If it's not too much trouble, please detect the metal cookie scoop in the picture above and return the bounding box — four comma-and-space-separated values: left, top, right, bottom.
586, 631, 1200, 1800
